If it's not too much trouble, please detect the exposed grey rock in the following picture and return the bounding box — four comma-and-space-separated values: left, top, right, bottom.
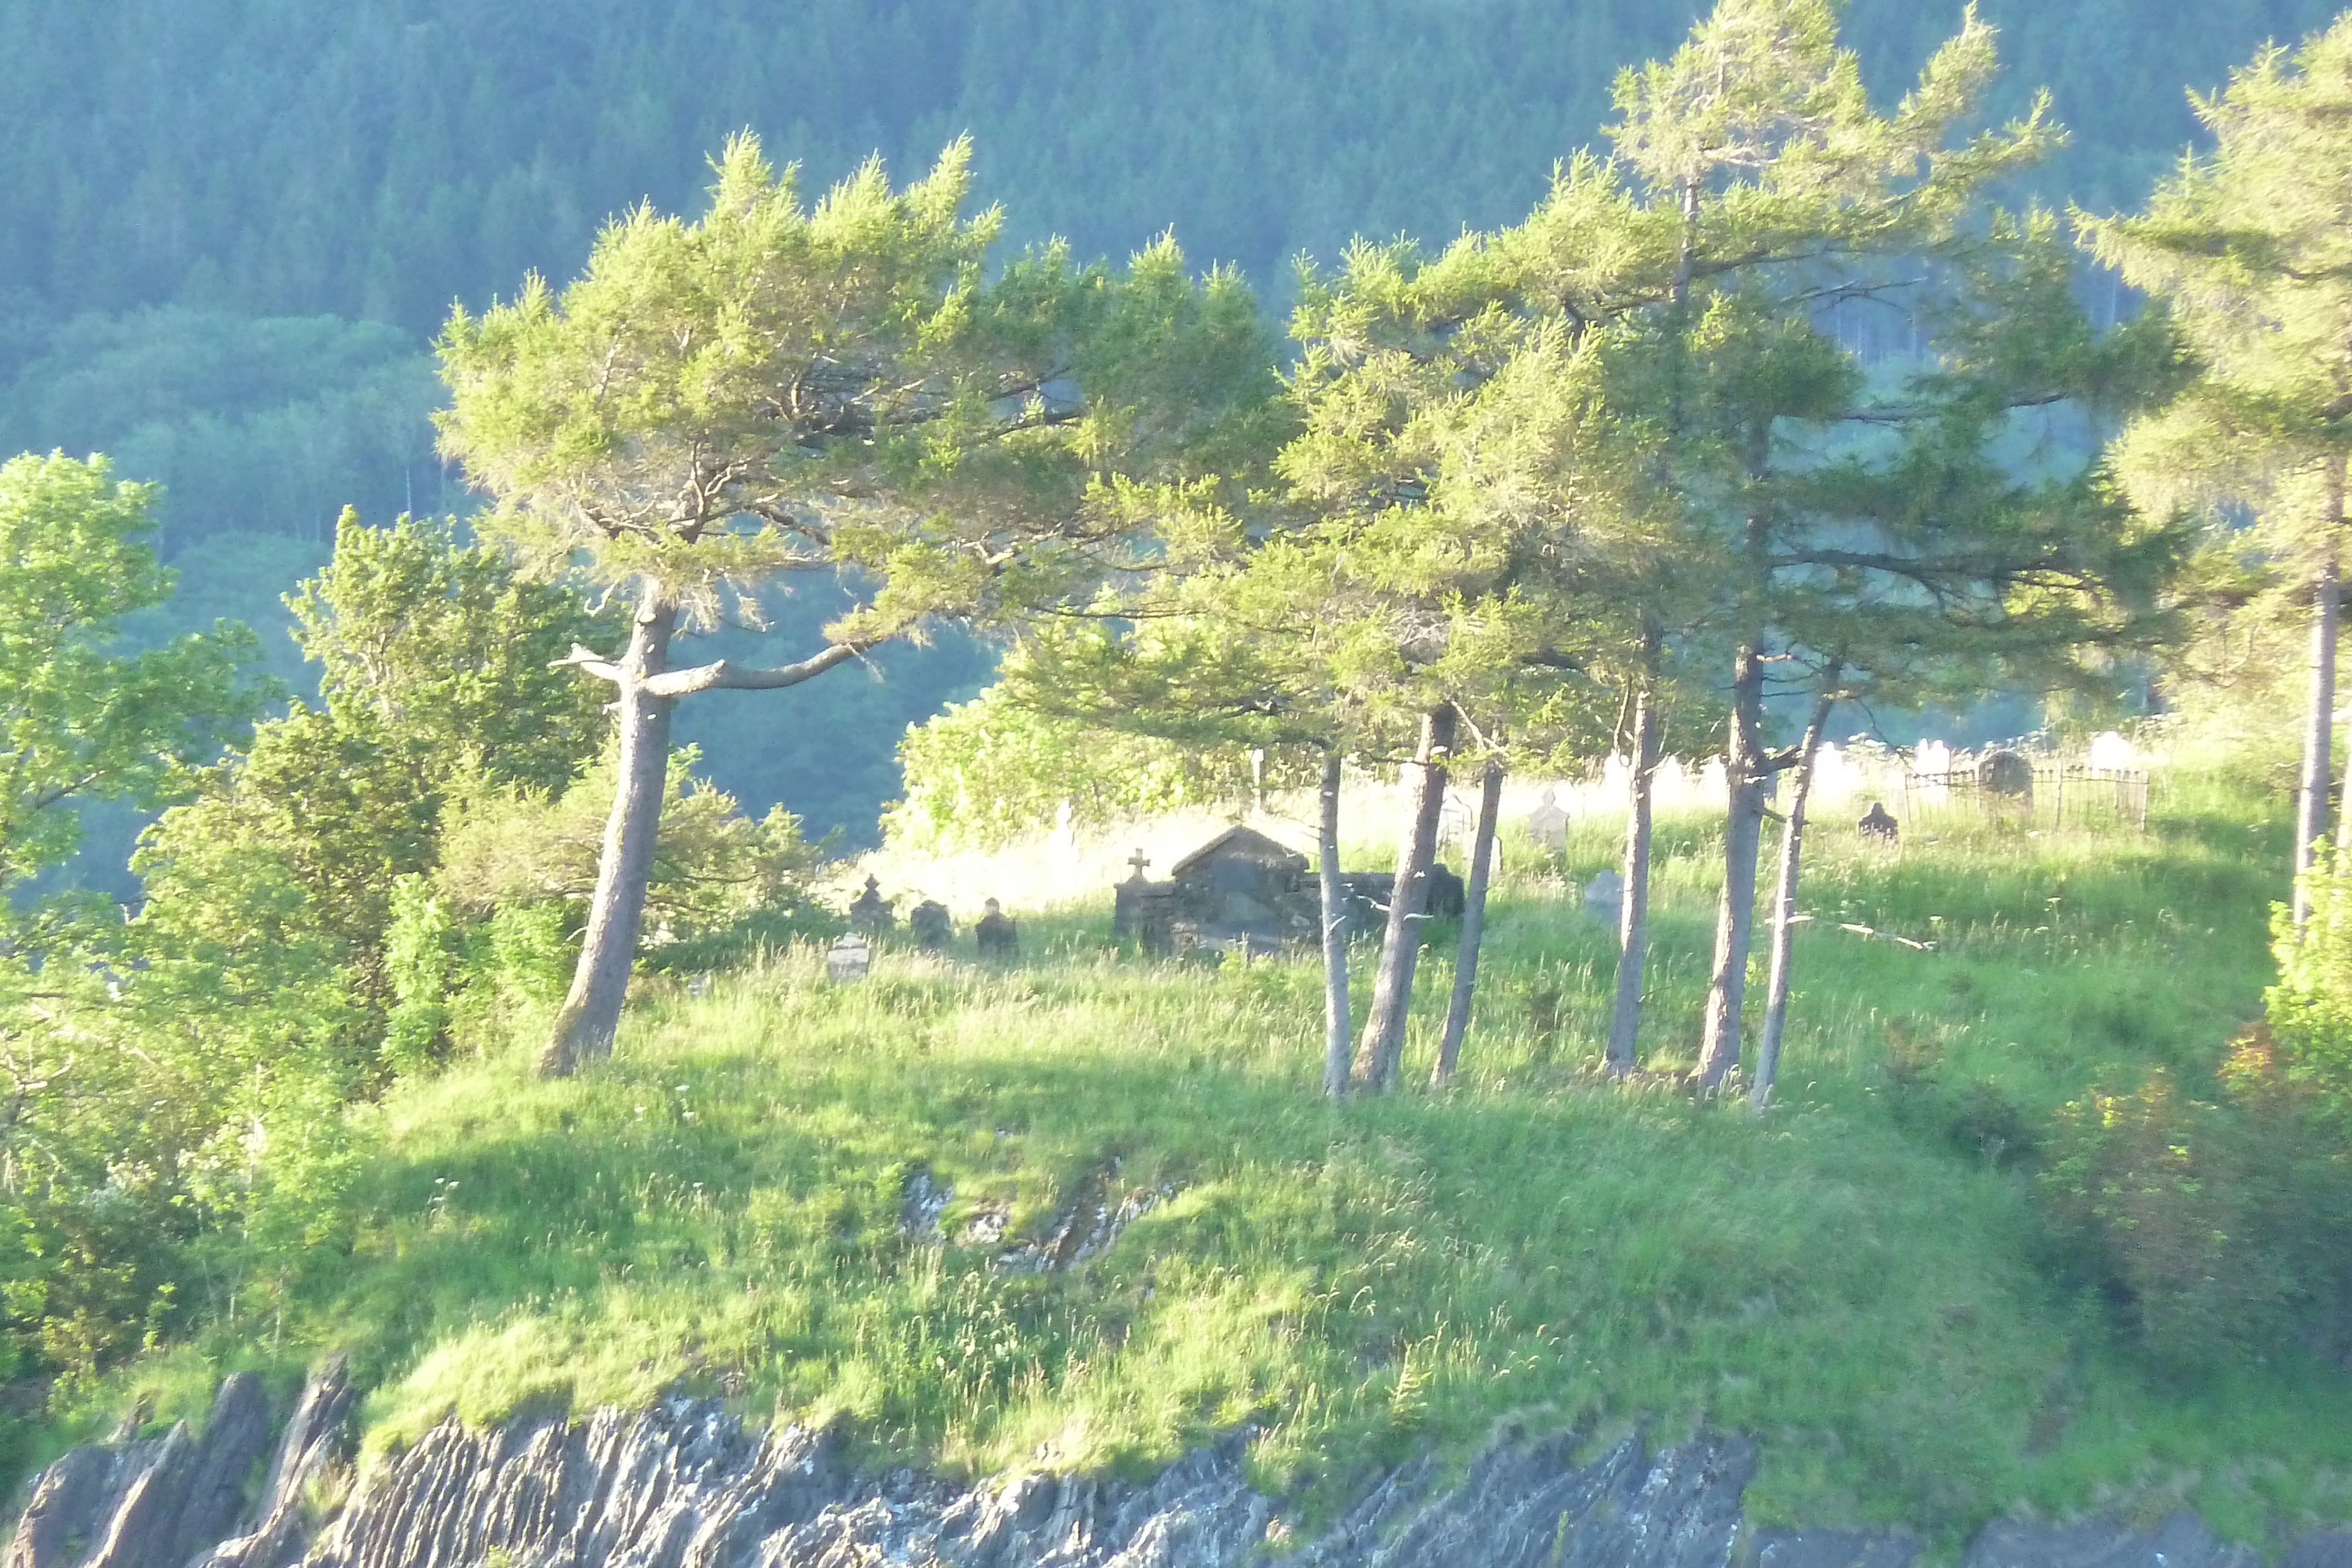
1967, 1513, 2259, 1568
5, 1440, 162, 1568
1748, 1527, 1919, 1568
8, 1373, 274, 1568
12, 1370, 2352, 1568
2286, 1536, 2352, 1568
900, 1171, 953, 1241
985, 1161, 1178, 1276
195, 1356, 357, 1568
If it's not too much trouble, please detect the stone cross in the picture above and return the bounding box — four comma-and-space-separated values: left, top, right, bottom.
1127, 848, 1152, 882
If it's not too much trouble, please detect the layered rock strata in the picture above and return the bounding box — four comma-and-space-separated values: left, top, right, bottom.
6, 1365, 2346, 1568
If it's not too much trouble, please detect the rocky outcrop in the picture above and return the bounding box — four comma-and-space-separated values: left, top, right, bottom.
5, 1365, 2346, 1568
8, 1372, 273, 1568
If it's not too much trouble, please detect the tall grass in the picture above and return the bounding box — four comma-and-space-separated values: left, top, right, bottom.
82, 765, 2352, 1547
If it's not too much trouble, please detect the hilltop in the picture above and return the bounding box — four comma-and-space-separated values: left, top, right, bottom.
68, 760, 2352, 1549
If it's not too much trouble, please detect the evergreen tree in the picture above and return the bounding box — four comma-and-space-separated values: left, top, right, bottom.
2080, 15, 2352, 927
436, 133, 1276, 1074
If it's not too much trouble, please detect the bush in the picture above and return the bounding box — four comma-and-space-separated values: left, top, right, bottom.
2043, 1058, 2350, 1370
2263, 864, 2352, 1118
1881, 1019, 2041, 1171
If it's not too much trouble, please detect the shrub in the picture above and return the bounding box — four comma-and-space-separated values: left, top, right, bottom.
2043, 1061, 2350, 1370
2264, 864, 2352, 1118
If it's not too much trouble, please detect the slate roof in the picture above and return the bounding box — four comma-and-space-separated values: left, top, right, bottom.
1167, 824, 1309, 880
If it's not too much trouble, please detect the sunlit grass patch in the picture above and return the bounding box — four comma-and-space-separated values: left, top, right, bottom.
68, 764, 2352, 1543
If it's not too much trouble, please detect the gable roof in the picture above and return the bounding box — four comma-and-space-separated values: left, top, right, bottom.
1168, 824, 1310, 880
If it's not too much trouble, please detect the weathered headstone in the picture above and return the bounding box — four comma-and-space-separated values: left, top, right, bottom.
1335, 862, 1465, 938
1858, 801, 1899, 845
907, 900, 953, 951
1583, 868, 1625, 923
975, 898, 1020, 959
847, 874, 894, 933
1425, 862, 1467, 921
826, 932, 871, 982
1526, 787, 1570, 854
1977, 749, 2034, 808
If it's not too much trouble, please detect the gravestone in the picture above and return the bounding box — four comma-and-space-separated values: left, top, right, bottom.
1583, 868, 1625, 923
907, 900, 953, 951
847, 875, 894, 934
826, 932, 871, 982
1977, 749, 2034, 803
1335, 861, 1466, 937
1425, 862, 1467, 921
1858, 801, 1899, 844
1526, 787, 1570, 854
975, 898, 1020, 959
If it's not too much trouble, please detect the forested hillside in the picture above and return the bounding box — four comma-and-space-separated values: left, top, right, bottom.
0, 0, 2334, 842
0, 0, 2334, 333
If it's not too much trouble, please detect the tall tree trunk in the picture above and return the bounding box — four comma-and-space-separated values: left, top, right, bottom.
1698, 643, 1768, 1089
1318, 749, 1354, 1099
2295, 559, 2341, 930
1432, 758, 1504, 1089
1359, 705, 1457, 1091
1605, 654, 1664, 1075
540, 588, 679, 1077
1752, 685, 1837, 1111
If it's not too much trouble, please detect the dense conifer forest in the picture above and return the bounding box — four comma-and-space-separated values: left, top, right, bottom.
0, 0, 2336, 840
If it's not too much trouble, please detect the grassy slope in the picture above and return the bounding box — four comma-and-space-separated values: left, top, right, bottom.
102, 764, 2352, 1549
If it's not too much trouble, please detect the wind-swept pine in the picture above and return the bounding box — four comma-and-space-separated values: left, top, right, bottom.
2080, 17, 2352, 928
437, 133, 1273, 1074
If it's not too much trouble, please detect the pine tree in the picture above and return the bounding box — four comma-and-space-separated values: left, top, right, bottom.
1603, 0, 2085, 1087
436, 134, 1274, 1074
2080, 16, 2352, 928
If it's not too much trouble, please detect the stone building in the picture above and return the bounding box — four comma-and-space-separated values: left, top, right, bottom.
1114, 825, 1319, 957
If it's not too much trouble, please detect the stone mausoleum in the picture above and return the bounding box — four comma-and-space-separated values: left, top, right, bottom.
1113, 825, 1319, 957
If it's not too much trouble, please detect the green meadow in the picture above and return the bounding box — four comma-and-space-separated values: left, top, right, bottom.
91, 760, 2352, 1549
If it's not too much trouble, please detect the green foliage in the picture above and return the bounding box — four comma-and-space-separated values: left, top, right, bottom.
289, 510, 616, 793
438, 132, 1273, 637
384, 877, 459, 1076
132, 511, 616, 1037
0, 310, 440, 551
2044, 1057, 2351, 1371
0, 1, 2327, 340
887, 684, 1307, 852
139, 708, 441, 988
435, 748, 820, 945
2263, 862, 2352, 1116
0, 451, 261, 902
2037, 846, 2352, 1374
476, 904, 574, 1011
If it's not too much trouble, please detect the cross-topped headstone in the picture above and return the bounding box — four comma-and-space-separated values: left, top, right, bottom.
1126, 848, 1152, 882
